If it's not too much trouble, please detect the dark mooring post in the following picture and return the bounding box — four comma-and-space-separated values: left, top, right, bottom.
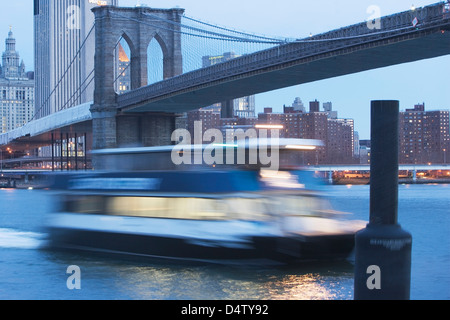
354, 100, 412, 300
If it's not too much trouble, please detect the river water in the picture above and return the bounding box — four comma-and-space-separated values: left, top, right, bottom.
0, 184, 448, 300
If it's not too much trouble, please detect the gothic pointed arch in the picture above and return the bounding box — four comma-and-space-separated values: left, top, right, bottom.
114, 33, 133, 94
147, 32, 169, 84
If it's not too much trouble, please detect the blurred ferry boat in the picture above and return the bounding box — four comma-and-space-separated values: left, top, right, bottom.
46, 139, 365, 265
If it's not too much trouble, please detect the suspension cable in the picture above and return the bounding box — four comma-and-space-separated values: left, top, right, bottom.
32, 24, 96, 120
144, 12, 283, 43
60, 68, 95, 111
112, 12, 283, 44
182, 14, 286, 42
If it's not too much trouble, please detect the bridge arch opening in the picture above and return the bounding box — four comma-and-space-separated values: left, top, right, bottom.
147, 34, 167, 85
114, 35, 133, 95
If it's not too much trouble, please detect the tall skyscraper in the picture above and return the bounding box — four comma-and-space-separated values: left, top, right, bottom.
202, 52, 256, 118
0, 29, 34, 133
33, 0, 117, 118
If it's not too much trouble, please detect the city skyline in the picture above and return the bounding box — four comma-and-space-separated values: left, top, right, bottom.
0, 0, 448, 139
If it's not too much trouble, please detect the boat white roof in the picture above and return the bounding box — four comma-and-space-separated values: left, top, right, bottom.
91, 138, 324, 155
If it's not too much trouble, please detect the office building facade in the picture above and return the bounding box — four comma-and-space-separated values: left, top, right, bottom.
258, 101, 354, 165
33, 0, 117, 118
399, 103, 449, 164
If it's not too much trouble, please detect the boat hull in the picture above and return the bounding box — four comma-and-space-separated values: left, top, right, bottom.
46, 225, 356, 265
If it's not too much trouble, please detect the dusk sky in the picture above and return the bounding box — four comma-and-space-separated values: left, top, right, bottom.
1, 0, 449, 139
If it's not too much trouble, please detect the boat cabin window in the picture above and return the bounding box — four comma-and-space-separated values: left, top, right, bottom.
63, 194, 330, 220
108, 197, 230, 220
274, 195, 331, 217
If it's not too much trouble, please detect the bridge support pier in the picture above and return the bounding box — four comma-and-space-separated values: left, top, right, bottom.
221, 100, 234, 119
91, 107, 176, 170
89, 6, 184, 170
91, 107, 118, 150
116, 114, 176, 148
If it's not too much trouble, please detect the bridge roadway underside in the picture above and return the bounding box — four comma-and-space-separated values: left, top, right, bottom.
4, 120, 92, 152
121, 30, 450, 113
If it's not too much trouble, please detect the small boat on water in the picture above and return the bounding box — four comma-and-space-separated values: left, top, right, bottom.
45, 140, 365, 265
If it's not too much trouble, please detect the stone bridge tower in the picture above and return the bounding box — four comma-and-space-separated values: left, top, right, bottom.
90, 6, 184, 152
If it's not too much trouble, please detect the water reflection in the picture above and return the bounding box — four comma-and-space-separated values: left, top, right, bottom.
97, 260, 355, 300
261, 273, 353, 300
